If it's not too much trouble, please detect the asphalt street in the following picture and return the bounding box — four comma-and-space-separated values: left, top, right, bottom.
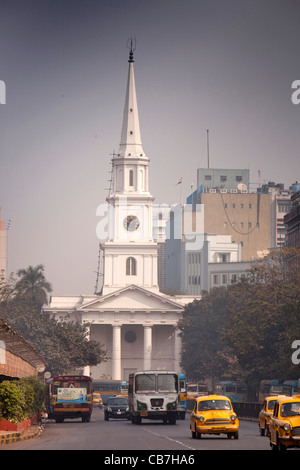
2, 407, 271, 451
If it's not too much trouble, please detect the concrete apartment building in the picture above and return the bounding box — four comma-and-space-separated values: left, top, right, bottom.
199, 191, 271, 261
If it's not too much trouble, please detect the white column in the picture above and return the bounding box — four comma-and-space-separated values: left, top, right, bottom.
83, 324, 91, 377
174, 328, 182, 372
112, 325, 122, 380
143, 325, 152, 370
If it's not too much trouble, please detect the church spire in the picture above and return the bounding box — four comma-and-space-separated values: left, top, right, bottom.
118, 39, 146, 159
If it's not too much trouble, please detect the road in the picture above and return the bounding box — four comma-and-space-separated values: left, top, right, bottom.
2, 407, 273, 452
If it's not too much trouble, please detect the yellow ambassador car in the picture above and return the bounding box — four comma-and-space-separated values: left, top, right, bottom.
259, 396, 286, 436
92, 392, 103, 408
269, 395, 300, 450
190, 395, 239, 439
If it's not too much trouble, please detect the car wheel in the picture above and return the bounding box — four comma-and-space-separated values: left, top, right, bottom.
271, 433, 279, 451
191, 424, 196, 439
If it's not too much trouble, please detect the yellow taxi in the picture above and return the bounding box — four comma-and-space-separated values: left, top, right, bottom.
259, 396, 286, 436
92, 392, 103, 408
190, 395, 239, 439
269, 395, 300, 450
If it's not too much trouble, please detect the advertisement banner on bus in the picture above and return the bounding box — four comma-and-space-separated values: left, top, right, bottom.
57, 387, 87, 404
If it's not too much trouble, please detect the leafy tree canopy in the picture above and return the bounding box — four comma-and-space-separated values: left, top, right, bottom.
178, 246, 300, 397
0, 267, 106, 376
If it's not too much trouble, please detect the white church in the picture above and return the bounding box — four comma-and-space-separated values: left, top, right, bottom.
44, 45, 197, 381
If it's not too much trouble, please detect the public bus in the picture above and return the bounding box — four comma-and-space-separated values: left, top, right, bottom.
282, 379, 300, 397
178, 373, 187, 419
92, 380, 128, 404
187, 382, 208, 397
128, 371, 179, 424
214, 381, 248, 403
258, 380, 284, 403
47, 375, 93, 423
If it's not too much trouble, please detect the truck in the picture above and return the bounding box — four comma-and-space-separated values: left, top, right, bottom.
128, 371, 179, 424
47, 375, 93, 423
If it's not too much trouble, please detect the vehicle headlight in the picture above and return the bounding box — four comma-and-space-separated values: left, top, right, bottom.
283, 423, 291, 432
108, 407, 112, 412
230, 414, 237, 421
126, 407, 129, 412
137, 401, 147, 411
167, 401, 177, 410
199, 415, 205, 423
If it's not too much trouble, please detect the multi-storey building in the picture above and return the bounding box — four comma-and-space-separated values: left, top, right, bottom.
257, 182, 293, 248
284, 190, 300, 248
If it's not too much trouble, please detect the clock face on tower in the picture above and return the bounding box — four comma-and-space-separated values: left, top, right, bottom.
123, 215, 140, 231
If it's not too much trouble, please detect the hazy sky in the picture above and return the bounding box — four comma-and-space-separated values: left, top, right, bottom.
0, 0, 299, 295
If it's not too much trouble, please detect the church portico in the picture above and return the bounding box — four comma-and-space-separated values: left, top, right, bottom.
89, 320, 182, 381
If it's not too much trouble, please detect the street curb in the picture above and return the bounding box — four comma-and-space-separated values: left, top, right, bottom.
0, 425, 43, 445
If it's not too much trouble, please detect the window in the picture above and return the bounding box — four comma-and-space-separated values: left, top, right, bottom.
220, 175, 227, 182
129, 170, 134, 186
213, 274, 219, 285
222, 274, 228, 284
236, 176, 242, 182
205, 175, 212, 180
126, 257, 136, 275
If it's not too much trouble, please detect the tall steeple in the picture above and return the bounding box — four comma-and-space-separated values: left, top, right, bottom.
118, 39, 146, 159
102, 43, 158, 296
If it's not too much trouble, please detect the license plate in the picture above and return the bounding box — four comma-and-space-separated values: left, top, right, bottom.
117, 411, 121, 414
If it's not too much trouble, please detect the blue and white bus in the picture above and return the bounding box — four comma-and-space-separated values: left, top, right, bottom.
214, 381, 248, 403
92, 380, 128, 404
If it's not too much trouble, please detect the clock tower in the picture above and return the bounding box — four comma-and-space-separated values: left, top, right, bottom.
102, 44, 159, 295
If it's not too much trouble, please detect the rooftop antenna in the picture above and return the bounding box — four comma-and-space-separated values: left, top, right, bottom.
126, 36, 136, 62
206, 129, 210, 169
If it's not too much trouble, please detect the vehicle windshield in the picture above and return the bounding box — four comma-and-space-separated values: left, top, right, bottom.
107, 398, 128, 406
136, 374, 156, 392
198, 399, 231, 411
281, 402, 300, 417
157, 374, 177, 392
135, 374, 178, 393
53, 380, 89, 394
267, 400, 277, 411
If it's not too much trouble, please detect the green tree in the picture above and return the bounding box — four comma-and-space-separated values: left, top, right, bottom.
178, 287, 239, 383
223, 246, 300, 394
179, 246, 300, 397
16, 264, 52, 308
0, 270, 106, 376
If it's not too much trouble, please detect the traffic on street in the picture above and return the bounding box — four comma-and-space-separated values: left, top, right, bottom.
3, 407, 271, 451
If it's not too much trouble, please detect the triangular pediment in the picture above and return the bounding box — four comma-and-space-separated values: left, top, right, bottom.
79, 285, 184, 312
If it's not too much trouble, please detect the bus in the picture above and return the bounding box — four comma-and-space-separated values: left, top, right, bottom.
128, 371, 179, 424
178, 373, 187, 420
258, 380, 284, 403
92, 380, 128, 404
282, 379, 300, 397
214, 381, 248, 403
47, 375, 93, 423
187, 382, 208, 397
